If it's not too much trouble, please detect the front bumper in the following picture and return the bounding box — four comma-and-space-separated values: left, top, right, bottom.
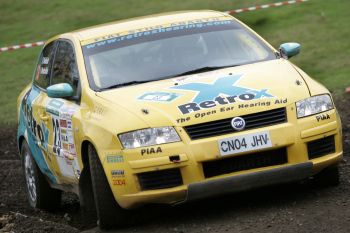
101, 106, 343, 209
186, 162, 312, 202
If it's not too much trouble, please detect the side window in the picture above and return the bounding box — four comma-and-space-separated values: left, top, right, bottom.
51, 41, 79, 96
34, 42, 55, 89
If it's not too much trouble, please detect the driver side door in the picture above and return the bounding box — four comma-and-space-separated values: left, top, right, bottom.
44, 40, 82, 183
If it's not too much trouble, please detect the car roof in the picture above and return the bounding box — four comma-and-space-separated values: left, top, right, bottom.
54, 10, 229, 45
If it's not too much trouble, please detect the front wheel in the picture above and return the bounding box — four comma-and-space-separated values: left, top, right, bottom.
88, 144, 129, 229
21, 141, 62, 210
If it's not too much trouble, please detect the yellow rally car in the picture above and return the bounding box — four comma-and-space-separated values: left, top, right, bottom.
17, 10, 343, 229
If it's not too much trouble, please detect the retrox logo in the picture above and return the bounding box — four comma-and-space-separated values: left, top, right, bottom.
171, 74, 273, 114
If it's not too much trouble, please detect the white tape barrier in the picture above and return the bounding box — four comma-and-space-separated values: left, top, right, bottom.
0, 0, 308, 53
224, 0, 308, 14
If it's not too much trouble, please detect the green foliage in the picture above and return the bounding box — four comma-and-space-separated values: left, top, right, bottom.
0, 0, 349, 125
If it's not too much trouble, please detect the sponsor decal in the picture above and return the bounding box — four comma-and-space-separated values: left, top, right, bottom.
113, 179, 126, 186
106, 155, 124, 163
64, 154, 73, 165
40, 67, 49, 75
67, 120, 72, 130
46, 99, 64, 116
111, 170, 125, 178
173, 75, 203, 83
92, 106, 105, 115
176, 116, 191, 124
19, 88, 57, 182
84, 17, 232, 47
60, 119, 67, 128
46, 100, 80, 178
63, 151, 71, 160
67, 134, 74, 144
141, 147, 162, 155
170, 74, 274, 114
48, 99, 64, 108
62, 142, 69, 150
111, 170, 126, 186
316, 113, 330, 122
61, 134, 68, 142
238, 99, 285, 108
68, 144, 76, 154
19, 87, 80, 182
42, 57, 50, 65
23, 91, 49, 147
21, 91, 49, 151
175, 99, 287, 123
59, 106, 76, 118
138, 92, 181, 102
52, 116, 62, 156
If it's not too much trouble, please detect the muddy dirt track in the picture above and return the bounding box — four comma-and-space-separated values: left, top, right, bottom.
1, 95, 350, 233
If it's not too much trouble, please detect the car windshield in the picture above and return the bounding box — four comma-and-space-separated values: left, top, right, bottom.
82, 18, 276, 91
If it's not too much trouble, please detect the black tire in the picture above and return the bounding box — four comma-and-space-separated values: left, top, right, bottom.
21, 140, 62, 210
79, 164, 98, 228
313, 165, 340, 187
88, 144, 128, 229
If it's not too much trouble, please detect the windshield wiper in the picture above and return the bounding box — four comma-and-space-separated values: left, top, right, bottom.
172, 65, 238, 77
98, 65, 238, 91
98, 80, 152, 91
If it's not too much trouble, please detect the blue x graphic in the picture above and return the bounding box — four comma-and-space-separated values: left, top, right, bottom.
171, 74, 273, 103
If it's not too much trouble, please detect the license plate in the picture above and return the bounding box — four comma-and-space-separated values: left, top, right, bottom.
218, 131, 272, 156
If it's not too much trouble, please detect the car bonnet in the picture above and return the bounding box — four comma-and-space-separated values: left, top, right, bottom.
95, 59, 310, 127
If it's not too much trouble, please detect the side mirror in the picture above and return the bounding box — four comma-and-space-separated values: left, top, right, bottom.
279, 42, 301, 59
47, 83, 74, 98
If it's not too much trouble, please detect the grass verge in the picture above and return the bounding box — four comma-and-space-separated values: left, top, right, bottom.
0, 0, 349, 125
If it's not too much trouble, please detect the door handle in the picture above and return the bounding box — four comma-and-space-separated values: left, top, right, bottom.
40, 114, 50, 122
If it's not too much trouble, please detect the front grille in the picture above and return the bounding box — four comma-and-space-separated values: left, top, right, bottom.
307, 136, 335, 159
202, 148, 288, 178
137, 168, 183, 191
184, 108, 287, 140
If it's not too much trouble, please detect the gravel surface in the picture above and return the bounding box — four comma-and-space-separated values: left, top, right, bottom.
1, 95, 350, 233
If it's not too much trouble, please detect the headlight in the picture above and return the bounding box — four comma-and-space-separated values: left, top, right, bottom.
296, 94, 333, 118
118, 127, 181, 149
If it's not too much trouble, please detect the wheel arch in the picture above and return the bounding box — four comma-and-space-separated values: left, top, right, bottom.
79, 138, 110, 185
18, 135, 26, 157
81, 139, 92, 169
79, 139, 99, 197
79, 139, 96, 190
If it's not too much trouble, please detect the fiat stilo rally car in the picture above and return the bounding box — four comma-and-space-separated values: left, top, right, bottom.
17, 10, 343, 229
